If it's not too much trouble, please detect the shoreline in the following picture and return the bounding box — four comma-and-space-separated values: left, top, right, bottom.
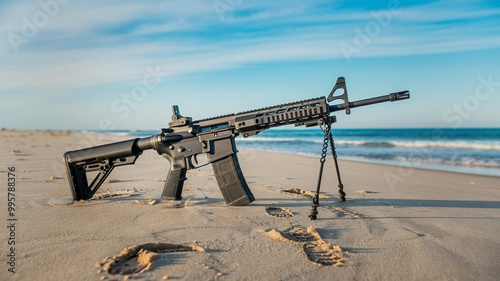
239, 148, 500, 178
4, 129, 499, 178
319, 154, 500, 178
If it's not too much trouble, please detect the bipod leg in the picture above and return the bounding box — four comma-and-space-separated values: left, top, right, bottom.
309, 157, 325, 220
328, 130, 346, 202
309, 118, 331, 220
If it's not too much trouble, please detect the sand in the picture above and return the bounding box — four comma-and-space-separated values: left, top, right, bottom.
1, 130, 499, 280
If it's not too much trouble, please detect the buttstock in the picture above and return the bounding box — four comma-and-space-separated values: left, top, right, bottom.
64, 138, 145, 200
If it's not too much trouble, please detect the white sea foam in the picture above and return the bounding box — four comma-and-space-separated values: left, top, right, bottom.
238, 138, 500, 151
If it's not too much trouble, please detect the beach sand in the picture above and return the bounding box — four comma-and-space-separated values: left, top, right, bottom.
1, 130, 499, 280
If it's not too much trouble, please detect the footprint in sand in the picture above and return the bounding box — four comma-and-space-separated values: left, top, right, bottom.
265, 207, 294, 217
280, 188, 330, 199
265, 226, 346, 266
98, 243, 205, 275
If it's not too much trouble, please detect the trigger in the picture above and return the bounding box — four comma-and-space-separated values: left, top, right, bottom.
187, 155, 199, 169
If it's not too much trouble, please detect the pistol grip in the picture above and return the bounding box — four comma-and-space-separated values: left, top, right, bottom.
211, 154, 255, 206
161, 161, 187, 200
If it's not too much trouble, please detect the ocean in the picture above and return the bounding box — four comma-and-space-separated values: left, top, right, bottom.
94, 128, 500, 177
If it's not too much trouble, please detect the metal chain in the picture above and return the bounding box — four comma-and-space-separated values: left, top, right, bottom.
309, 117, 331, 220
320, 124, 330, 164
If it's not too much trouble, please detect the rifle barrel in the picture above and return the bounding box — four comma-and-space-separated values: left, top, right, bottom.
329, 90, 410, 112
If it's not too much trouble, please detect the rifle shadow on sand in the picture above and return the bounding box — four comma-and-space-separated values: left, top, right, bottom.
318, 198, 500, 221
345, 198, 500, 209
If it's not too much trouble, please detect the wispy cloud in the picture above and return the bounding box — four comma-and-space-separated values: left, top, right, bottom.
1, 0, 499, 98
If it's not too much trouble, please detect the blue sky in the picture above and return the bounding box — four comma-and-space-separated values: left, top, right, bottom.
1, 0, 499, 130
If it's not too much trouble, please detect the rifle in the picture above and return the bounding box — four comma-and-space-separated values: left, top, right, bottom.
64, 77, 410, 206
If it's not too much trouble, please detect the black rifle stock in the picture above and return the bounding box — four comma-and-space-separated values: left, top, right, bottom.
64, 77, 410, 205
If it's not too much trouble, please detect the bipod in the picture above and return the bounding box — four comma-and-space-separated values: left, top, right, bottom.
309, 116, 346, 220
